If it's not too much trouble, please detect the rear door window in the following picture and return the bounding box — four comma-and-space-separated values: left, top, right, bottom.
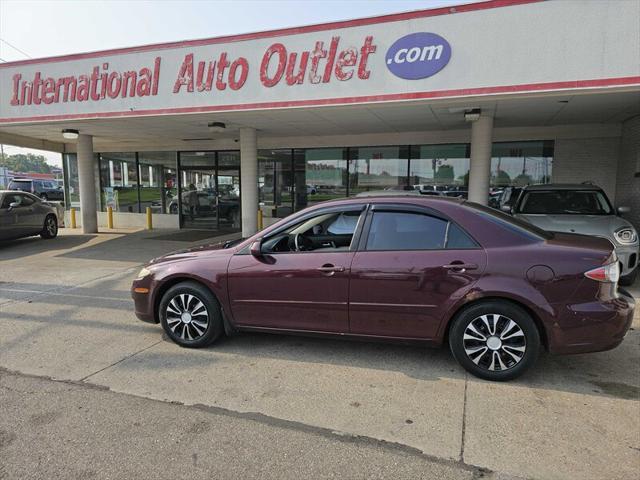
365, 212, 446, 250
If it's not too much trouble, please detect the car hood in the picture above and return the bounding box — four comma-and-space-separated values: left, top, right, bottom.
514, 214, 635, 241
148, 239, 238, 265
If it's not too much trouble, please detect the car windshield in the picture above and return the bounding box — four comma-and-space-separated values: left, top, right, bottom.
517, 190, 613, 215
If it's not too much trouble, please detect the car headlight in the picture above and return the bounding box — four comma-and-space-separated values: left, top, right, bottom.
614, 227, 638, 245
136, 267, 152, 279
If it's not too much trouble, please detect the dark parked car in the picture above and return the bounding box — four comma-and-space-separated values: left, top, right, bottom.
8, 178, 64, 201
132, 195, 635, 381
0, 190, 59, 240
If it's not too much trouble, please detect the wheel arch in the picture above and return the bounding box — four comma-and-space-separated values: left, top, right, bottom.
153, 275, 236, 335
442, 296, 549, 351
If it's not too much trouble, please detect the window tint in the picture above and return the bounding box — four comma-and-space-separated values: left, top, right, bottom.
366, 211, 448, 251
517, 190, 612, 215
1, 193, 29, 208
446, 223, 478, 249
261, 209, 363, 254
18, 194, 35, 206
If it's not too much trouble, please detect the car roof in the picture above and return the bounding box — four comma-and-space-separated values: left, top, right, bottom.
322, 193, 465, 207
522, 183, 603, 191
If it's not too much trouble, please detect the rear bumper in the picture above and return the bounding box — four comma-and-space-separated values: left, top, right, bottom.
549, 290, 635, 355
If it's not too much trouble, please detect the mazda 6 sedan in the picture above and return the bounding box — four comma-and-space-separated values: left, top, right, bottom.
131, 195, 635, 381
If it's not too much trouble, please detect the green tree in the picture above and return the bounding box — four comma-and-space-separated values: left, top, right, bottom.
514, 173, 532, 186
434, 165, 454, 184
0, 153, 52, 174
494, 169, 512, 186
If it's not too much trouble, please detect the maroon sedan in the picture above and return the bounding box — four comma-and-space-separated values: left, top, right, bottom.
131, 195, 635, 381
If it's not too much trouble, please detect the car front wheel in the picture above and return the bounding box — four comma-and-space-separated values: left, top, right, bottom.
159, 281, 223, 348
448, 301, 540, 381
40, 214, 58, 239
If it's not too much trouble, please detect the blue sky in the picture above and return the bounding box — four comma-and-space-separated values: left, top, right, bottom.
0, 0, 480, 164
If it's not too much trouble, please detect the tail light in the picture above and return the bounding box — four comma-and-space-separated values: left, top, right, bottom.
584, 262, 620, 283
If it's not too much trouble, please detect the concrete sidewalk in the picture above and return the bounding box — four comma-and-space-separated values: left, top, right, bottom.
0, 228, 638, 479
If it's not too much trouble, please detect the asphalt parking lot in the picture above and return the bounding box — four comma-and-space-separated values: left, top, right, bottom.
1, 228, 639, 480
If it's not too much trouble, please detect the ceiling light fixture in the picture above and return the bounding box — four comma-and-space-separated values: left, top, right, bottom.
464, 108, 481, 122
62, 128, 79, 140
208, 122, 226, 133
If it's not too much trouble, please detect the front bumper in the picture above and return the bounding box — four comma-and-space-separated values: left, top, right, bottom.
131, 276, 158, 323
549, 290, 635, 355
615, 244, 639, 277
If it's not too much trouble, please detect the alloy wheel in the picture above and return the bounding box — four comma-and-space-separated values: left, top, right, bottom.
462, 314, 526, 372
165, 293, 210, 341
46, 217, 57, 236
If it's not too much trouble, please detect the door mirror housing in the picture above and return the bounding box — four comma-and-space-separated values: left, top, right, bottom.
250, 237, 263, 257
500, 205, 513, 214
8, 201, 19, 211
617, 206, 630, 215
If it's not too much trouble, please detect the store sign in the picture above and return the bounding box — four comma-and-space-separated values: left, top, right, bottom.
385, 33, 451, 80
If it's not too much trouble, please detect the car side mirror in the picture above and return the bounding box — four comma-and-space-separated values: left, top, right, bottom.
8, 201, 19, 211
617, 206, 630, 215
500, 205, 512, 214
250, 237, 263, 257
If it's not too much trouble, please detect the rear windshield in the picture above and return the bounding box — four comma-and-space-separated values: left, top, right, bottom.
466, 202, 553, 241
517, 190, 613, 215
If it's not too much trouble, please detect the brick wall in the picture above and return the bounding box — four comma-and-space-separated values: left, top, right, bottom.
615, 116, 640, 229
552, 137, 620, 201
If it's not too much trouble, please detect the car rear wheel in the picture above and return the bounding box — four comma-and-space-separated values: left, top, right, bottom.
159, 282, 223, 348
40, 214, 58, 239
449, 301, 540, 381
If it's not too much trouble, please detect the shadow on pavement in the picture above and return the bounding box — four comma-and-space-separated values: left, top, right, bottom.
0, 234, 96, 261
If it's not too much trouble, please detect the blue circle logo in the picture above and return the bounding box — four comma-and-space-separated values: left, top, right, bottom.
386, 32, 452, 80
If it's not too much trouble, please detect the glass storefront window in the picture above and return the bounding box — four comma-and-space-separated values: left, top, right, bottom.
99, 152, 138, 212
258, 149, 294, 217
63, 153, 80, 209
491, 141, 553, 187
297, 148, 348, 208
409, 144, 470, 192
348, 146, 409, 196
138, 152, 177, 215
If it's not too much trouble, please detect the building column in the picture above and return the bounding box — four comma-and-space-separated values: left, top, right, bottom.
468, 114, 494, 205
77, 134, 98, 233
239, 127, 258, 237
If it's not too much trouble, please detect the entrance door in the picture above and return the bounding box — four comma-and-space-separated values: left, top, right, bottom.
178, 151, 241, 231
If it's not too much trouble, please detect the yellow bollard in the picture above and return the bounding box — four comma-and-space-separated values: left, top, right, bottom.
107, 206, 114, 229
146, 207, 153, 230
257, 209, 263, 231
70, 208, 77, 229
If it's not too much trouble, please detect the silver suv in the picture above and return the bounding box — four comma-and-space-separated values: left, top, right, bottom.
508, 184, 638, 285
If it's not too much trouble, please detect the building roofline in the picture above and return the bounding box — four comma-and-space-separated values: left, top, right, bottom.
0, 0, 542, 69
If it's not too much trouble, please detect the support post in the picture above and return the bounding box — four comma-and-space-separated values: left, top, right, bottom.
468, 114, 494, 205
240, 127, 258, 237
77, 134, 98, 233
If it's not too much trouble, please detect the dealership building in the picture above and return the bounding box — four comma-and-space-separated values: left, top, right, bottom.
0, 0, 638, 236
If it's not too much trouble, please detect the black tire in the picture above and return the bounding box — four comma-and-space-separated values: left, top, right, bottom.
169, 204, 178, 214
619, 268, 637, 287
40, 214, 58, 239
159, 281, 223, 348
448, 300, 540, 381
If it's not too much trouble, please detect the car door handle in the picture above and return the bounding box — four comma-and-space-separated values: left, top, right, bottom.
317, 264, 345, 274
442, 263, 478, 272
